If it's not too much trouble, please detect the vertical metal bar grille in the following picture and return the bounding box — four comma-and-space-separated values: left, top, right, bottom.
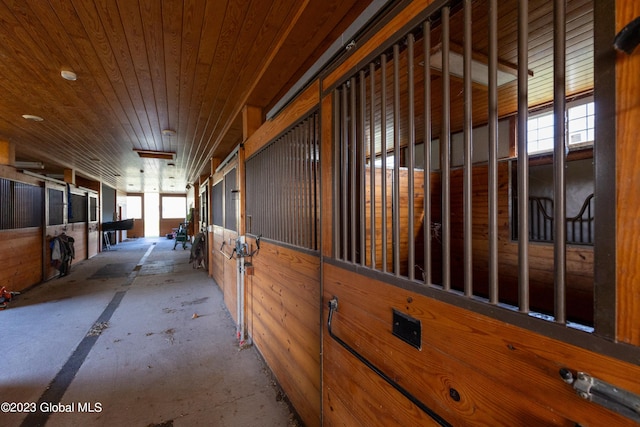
463, 0, 473, 297
0, 178, 43, 229
488, 0, 499, 304
423, 20, 432, 286
517, 0, 530, 313
407, 33, 416, 281
441, 6, 451, 291
245, 111, 319, 251
331, 0, 600, 331
381, 53, 388, 273
350, 77, 357, 263
392, 43, 401, 276
341, 85, 349, 260
359, 70, 367, 267
553, 0, 567, 324
369, 62, 377, 269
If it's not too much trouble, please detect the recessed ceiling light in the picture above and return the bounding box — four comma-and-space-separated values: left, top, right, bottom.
61, 70, 77, 81
134, 149, 176, 160
22, 114, 44, 121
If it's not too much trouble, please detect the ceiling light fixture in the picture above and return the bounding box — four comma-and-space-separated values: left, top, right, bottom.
22, 114, 44, 122
426, 42, 533, 88
61, 70, 77, 81
429, 50, 517, 87
161, 129, 176, 137
15, 161, 45, 169
134, 149, 176, 160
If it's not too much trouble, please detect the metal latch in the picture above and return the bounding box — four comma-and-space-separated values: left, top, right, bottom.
559, 368, 640, 423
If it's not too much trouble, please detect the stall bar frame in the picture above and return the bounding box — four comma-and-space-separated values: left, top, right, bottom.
329, 0, 617, 338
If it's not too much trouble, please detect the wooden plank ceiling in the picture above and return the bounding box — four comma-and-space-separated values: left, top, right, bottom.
0, 0, 593, 194
0, 0, 370, 192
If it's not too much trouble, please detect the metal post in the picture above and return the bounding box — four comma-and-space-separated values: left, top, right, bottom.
393, 43, 401, 276
359, 70, 367, 267
488, 0, 499, 304
553, 0, 567, 324
463, 0, 473, 296
369, 62, 377, 269
381, 54, 388, 273
441, 6, 451, 290
423, 20, 432, 286
408, 33, 416, 281
518, 0, 530, 313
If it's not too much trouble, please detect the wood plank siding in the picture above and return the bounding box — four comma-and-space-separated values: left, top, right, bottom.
2, 1, 640, 426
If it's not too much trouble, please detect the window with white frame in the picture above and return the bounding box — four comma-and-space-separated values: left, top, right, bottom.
162, 196, 186, 219
528, 100, 594, 154
126, 196, 142, 219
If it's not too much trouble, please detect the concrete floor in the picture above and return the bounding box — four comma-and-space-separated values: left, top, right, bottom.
1, 237, 298, 427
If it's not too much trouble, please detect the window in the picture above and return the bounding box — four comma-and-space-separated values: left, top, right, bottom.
162, 196, 186, 219
528, 101, 594, 154
245, 111, 319, 250
126, 196, 142, 219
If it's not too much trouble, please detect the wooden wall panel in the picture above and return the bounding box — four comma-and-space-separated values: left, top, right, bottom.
0, 228, 42, 292
127, 219, 144, 238
159, 218, 181, 238
323, 263, 640, 426
65, 222, 87, 263
616, 1, 640, 345
443, 162, 594, 324
212, 225, 225, 289
364, 166, 425, 276
222, 228, 239, 323
248, 239, 321, 427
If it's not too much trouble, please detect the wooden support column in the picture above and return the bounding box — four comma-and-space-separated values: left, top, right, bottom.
64, 168, 76, 186
0, 140, 15, 166
616, 1, 640, 344
242, 105, 263, 141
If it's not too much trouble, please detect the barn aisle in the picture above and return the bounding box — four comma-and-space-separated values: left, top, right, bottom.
1, 237, 297, 427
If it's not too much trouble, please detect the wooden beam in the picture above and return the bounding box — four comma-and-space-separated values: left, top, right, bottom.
0, 140, 15, 166
64, 168, 76, 185
242, 105, 263, 141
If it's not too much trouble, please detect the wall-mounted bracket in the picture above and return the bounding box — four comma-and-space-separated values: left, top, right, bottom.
559, 368, 640, 422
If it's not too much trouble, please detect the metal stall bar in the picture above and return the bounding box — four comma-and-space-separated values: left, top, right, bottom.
553, 0, 567, 324
350, 76, 358, 263
334, 91, 342, 258
408, 33, 416, 281
393, 43, 401, 276
341, 84, 349, 261
301, 121, 308, 248
488, 0, 499, 304
369, 62, 377, 269
279, 135, 285, 243
287, 131, 293, 246
291, 125, 302, 246
313, 113, 319, 250
423, 20, 432, 286
518, 0, 530, 313
381, 54, 388, 273
359, 70, 367, 267
441, 6, 451, 290
462, 0, 473, 296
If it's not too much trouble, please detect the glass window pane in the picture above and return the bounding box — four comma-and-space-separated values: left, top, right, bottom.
127, 196, 142, 219
162, 196, 186, 219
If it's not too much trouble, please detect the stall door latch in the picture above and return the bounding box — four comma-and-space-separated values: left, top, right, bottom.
559, 368, 640, 422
